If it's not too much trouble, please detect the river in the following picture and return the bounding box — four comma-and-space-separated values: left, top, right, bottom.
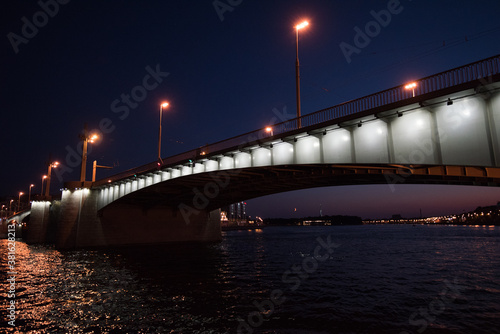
1, 224, 499, 333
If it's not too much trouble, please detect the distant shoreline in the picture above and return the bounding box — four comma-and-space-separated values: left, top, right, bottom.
221, 225, 264, 231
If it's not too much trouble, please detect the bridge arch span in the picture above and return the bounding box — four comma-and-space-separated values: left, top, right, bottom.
99, 164, 500, 214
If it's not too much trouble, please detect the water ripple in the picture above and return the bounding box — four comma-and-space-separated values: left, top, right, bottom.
0, 225, 499, 333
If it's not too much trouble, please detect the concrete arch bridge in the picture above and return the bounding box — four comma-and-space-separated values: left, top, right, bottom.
23, 54, 500, 249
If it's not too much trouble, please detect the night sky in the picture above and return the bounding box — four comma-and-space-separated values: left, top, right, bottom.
2, 0, 500, 219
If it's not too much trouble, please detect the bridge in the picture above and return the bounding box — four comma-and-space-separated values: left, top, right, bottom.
18, 54, 500, 249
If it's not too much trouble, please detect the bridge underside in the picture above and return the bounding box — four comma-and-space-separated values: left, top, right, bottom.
107, 164, 500, 212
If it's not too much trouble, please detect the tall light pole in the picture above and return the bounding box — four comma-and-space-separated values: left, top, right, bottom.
158, 102, 169, 164
295, 20, 309, 129
28, 184, 34, 203
41, 175, 47, 196
9, 199, 13, 213
92, 160, 113, 182
17, 192, 24, 213
45, 161, 59, 197
79, 124, 99, 182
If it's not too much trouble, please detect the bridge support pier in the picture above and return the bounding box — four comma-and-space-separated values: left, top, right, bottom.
57, 186, 221, 249
26, 201, 51, 244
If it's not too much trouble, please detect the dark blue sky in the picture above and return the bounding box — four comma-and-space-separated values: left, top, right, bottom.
2, 0, 500, 218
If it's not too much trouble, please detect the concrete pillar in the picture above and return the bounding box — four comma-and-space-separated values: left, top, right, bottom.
484, 96, 500, 166
97, 204, 221, 247
57, 188, 105, 249
57, 186, 221, 249
428, 107, 443, 165
349, 128, 357, 164
385, 119, 396, 163
26, 201, 51, 244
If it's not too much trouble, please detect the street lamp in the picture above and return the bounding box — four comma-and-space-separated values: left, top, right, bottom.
295, 20, 309, 129
158, 102, 169, 164
79, 124, 99, 182
45, 161, 59, 197
41, 175, 47, 196
28, 184, 34, 203
405, 82, 417, 97
17, 192, 24, 213
9, 199, 13, 213
92, 160, 113, 182
265, 126, 274, 136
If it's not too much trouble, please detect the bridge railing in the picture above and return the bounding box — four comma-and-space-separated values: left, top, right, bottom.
288, 54, 500, 130
95, 54, 500, 186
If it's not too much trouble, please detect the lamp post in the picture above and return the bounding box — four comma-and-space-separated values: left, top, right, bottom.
295, 20, 309, 129
92, 160, 113, 182
79, 124, 99, 182
9, 199, 13, 214
41, 175, 47, 196
265, 126, 274, 136
17, 192, 24, 213
405, 82, 417, 97
158, 102, 169, 164
28, 184, 34, 203
45, 161, 59, 197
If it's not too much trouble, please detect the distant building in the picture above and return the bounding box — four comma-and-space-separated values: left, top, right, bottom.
222, 201, 247, 221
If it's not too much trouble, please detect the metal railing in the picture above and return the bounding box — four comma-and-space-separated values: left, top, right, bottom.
94, 54, 500, 187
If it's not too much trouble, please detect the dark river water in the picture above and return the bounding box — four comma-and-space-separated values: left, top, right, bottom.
1, 225, 500, 333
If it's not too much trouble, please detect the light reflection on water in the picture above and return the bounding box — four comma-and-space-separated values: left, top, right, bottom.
0, 225, 499, 333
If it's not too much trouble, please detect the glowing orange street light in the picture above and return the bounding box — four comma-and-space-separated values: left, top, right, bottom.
79, 124, 99, 182
28, 184, 34, 203
45, 161, 59, 197
89, 134, 99, 143
17, 192, 24, 213
265, 126, 274, 136
41, 175, 47, 196
296, 21, 309, 30
405, 82, 417, 97
158, 102, 169, 164
295, 20, 309, 129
